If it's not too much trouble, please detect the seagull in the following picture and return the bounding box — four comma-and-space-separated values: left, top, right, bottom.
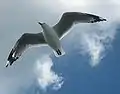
6, 12, 106, 67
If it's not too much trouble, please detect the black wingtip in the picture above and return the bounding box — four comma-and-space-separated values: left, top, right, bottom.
90, 17, 107, 23
99, 17, 107, 21
7, 57, 17, 67
103, 18, 107, 21
7, 48, 18, 67
5, 65, 8, 68
7, 55, 18, 67
5, 61, 9, 68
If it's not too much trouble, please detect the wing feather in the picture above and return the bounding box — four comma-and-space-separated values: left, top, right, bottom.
53, 12, 106, 39
7, 32, 46, 67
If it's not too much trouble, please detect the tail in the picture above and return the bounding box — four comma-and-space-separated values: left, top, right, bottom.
56, 49, 62, 55
6, 49, 18, 67
53, 48, 65, 57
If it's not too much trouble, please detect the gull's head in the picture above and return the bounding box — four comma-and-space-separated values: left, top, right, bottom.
38, 22, 48, 29
38, 22, 43, 25
38, 22, 46, 26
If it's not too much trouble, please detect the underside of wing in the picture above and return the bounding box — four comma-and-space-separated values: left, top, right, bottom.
53, 12, 106, 39
6, 32, 47, 67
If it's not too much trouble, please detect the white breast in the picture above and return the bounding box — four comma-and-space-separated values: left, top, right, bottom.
42, 24, 61, 51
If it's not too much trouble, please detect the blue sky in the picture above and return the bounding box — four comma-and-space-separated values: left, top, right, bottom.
0, 0, 120, 94
21, 31, 120, 94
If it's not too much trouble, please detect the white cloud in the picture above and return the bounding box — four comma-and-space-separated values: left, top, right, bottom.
0, 0, 120, 93
34, 55, 64, 91
75, 22, 118, 66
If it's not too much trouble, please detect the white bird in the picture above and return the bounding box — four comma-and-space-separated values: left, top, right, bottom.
6, 12, 106, 67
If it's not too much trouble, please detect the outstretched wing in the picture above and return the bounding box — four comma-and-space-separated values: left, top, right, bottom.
53, 12, 106, 39
6, 32, 47, 67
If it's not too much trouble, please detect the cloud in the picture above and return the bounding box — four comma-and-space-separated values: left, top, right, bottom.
0, 0, 120, 93
55, 0, 119, 67
74, 22, 118, 66
34, 55, 64, 91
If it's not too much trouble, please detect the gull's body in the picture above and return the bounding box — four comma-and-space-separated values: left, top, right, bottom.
40, 23, 64, 56
6, 12, 106, 67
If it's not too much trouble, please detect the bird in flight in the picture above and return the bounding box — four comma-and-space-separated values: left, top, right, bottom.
6, 12, 106, 67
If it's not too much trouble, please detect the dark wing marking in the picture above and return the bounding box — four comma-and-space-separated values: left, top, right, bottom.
6, 32, 46, 67
53, 12, 106, 39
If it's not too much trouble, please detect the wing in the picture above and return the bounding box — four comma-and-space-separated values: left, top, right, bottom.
6, 32, 47, 67
53, 12, 106, 39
